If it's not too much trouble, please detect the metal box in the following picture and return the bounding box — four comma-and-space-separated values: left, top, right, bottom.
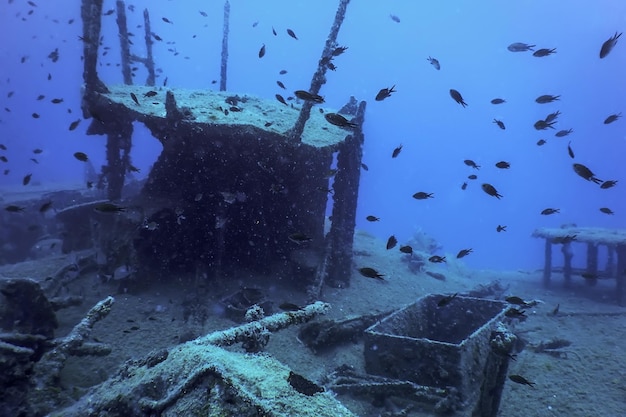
364, 294, 509, 404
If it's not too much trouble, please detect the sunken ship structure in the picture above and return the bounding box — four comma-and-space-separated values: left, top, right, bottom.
0, 1, 521, 416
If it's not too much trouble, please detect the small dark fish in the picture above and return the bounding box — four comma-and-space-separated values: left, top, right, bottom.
429, 255, 446, 263
541, 208, 559, 215
279, 302, 302, 311
366, 215, 380, 222
73, 151, 89, 162
391, 144, 402, 158
449, 89, 467, 107
5, 205, 26, 212
51, 98, 63, 104
294, 90, 324, 103
534, 119, 556, 130
325, 113, 357, 128
536, 139, 547, 146
358, 267, 384, 280
427, 56, 440, 70
456, 248, 473, 258
286, 29, 298, 40
572, 163, 602, 184
389, 14, 400, 23
497, 225, 507, 232
276, 81, 286, 89
279, 70, 288, 75
264, 122, 273, 127
103, 9, 114, 16
39, 200, 52, 213
437, 293, 457, 307
505, 307, 527, 319
555, 128, 573, 137
252, 21, 258, 28
36, 94, 45, 100
495, 161, 510, 169
331, 46, 348, 56
288, 232, 312, 244
47, 73, 52, 80
199, 11, 207, 17
482, 183, 503, 199
386, 235, 397, 250
603, 113, 621, 124
0, 156, 7, 163
130, 92, 140, 105
93, 202, 126, 213
545, 110, 561, 123
468, 174, 478, 180
32, 113, 40, 118
0, 144, 6, 150
508, 375, 535, 388
600, 180, 617, 189
567, 141, 574, 159
464, 159, 480, 169
152, 33, 162, 41
461, 182, 468, 190
162, 17, 173, 24
600, 32, 622, 59
491, 98, 506, 104
271, 27, 277, 36
399, 245, 413, 254
144, 90, 157, 97
33, 148, 43, 154
30, 158, 39, 164
493, 119, 505, 130
163, 77, 168, 86
23, 173, 32, 185
532, 47, 556, 57
581, 272, 598, 280
361, 163, 369, 171
507, 42, 535, 52
535, 94, 560, 104
69, 119, 81, 131
600, 207, 614, 215
375, 85, 396, 101
258, 44, 266, 58
275, 94, 287, 106
412, 192, 433, 200
505, 296, 529, 306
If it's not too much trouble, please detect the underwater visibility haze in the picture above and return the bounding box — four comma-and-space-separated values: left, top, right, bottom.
0, 0, 626, 416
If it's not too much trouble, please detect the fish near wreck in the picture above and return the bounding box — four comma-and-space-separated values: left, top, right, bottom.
572, 163, 602, 184
482, 183, 503, 199
375, 85, 396, 101
535, 94, 560, 104
604, 113, 621, 124
294, 90, 324, 103
532, 48, 557, 57
325, 113, 357, 128
427, 56, 440, 70
507, 42, 535, 52
449, 89, 467, 107
600, 32, 622, 59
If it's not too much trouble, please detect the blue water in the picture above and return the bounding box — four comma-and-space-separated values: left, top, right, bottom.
0, 0, 624, 271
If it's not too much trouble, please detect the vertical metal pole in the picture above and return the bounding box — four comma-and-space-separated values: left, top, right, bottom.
143, 9, 156, 86
115, 0, 132, 85
219, 0, 230, 91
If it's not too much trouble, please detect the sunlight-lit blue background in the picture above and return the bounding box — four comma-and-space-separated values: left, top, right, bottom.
1, 0, 624, 271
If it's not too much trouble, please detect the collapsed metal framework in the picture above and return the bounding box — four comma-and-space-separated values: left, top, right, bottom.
79, 0, 362, 289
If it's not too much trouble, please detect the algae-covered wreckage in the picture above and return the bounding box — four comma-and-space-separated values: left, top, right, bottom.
0, 1, 518, 416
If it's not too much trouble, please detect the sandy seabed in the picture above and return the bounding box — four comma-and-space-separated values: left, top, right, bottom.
2, 230, 625, 417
